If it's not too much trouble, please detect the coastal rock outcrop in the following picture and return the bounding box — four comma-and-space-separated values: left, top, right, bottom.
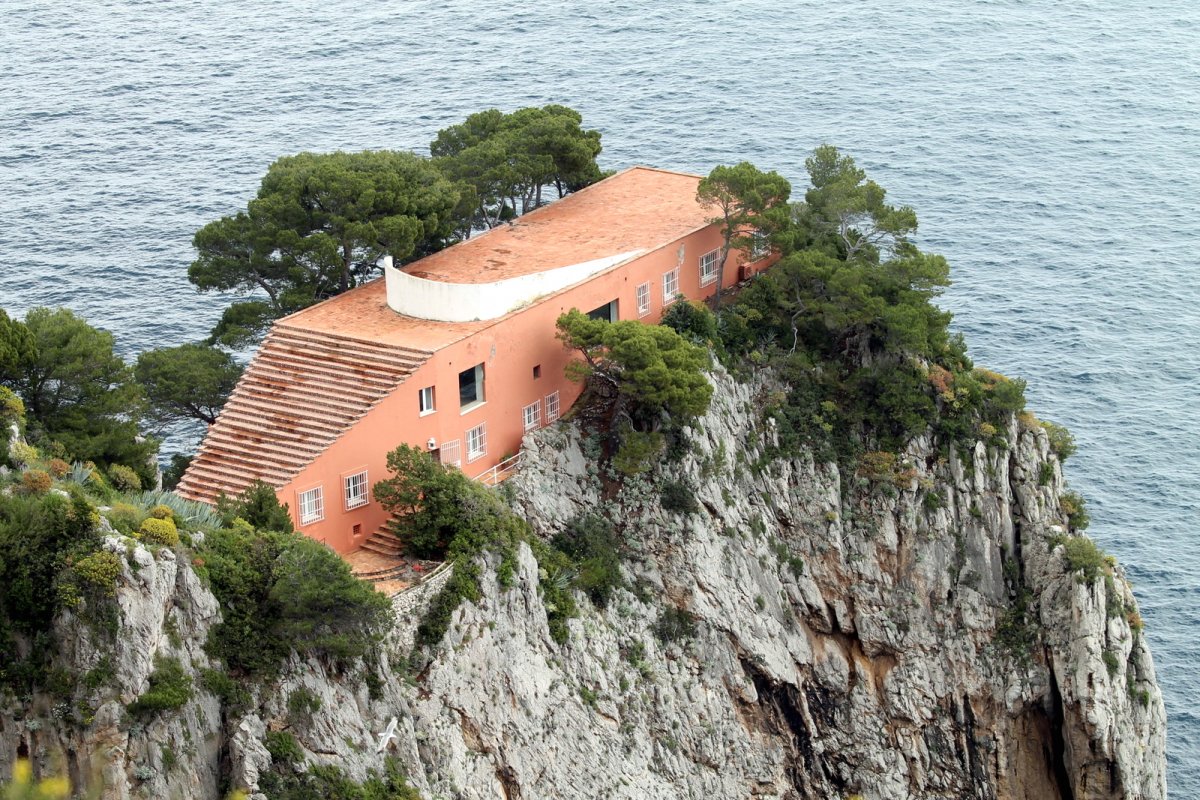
0, 370, 1167, 799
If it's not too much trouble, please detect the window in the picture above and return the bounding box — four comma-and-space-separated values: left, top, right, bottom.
459, 363, 484, 410
418, 386, 435, 415
587, 299, 618, 322
298, 486, 324, 525
545, 391, 560, 422
662, 269, 679, 305
533, 364, 542, 379
523, 400, 541, 431
636, 282, 650, 317
750, 230, 770, 260
344, 470, 368, 510
466, 423, 487, 462
699, 249, 720, 286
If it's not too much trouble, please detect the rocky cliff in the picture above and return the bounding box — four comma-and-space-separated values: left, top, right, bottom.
0, 369, 1167, 799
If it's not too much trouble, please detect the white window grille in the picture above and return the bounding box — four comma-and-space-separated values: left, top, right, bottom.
750, 231, 770, 260
466, 423, 487, 462
636, 282, 651, 317
523, 400, 541, 431
699, 249, 720, 286
298, 486, 324, 525
662, 269, 679, 304
344, 471, 368, 510
419, 386, 435, 415
440, 439, 462, 468
545, 391, 561, 422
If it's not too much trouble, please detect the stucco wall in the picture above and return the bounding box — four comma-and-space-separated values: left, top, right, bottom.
280, 225, 774, 552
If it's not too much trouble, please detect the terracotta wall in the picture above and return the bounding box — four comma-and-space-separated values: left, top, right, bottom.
280, 225, 775, 553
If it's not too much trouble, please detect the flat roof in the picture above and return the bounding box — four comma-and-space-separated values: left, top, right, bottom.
279, 166, 708, 352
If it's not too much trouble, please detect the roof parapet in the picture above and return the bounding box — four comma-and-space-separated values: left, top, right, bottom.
383, 250, 643, 323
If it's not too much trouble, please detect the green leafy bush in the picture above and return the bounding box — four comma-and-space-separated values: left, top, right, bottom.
1061, 536, 1106, 582
138, 517, 179, 547
105, 502, 146, 535
148, 504, 175, 521
71, 550, 122, 596
659, 479, 699, 515
126, 656, 192, 716
108, 464, 142, 493
655, 606, 698, 644
199, 525, 391, 675
1042, 420, 1077, 461
552, 514, 623, 608
1059, 491, 1090, 530
216, 480, 293, 533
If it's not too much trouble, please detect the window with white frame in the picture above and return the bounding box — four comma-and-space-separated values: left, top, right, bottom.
298, 486, 324, 525
522, 400, 541, 431
459, 363, 484, 409
662, 268, 679, 305
699, 249, 720, 286
466, 422, 487, 462
636, 282, 650, 317
750, 230, 770, 260
545, 391, 560, 422
418, 386, 435, 415
344, 470, 368, 510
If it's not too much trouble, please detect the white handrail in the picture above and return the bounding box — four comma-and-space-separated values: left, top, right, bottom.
474, 452, 523, 487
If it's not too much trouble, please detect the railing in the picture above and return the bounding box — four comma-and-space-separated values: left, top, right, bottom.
474, 452, 523, 487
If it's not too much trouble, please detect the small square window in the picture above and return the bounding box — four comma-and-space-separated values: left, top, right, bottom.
344, 470, 368, 510
466, 422, 487, 463
533, 364, 542, 379
699, 249, 720, 286
662, 269, 679, 305
636, 282, 650, 317
298, 486, 324, 525
523, 400, 541, 432
419, 386, 435, 415
545, 391, 560, 423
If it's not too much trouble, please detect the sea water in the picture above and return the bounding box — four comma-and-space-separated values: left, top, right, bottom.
1, 0, 1196, 787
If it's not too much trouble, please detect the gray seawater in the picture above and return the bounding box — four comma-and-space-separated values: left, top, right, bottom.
2, 0, 1197, 788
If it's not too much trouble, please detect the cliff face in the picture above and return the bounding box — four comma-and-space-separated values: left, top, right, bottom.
0, 370, 1167, 800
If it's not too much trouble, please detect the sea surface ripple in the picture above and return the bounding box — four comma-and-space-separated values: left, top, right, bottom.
1, 0, 1196, 787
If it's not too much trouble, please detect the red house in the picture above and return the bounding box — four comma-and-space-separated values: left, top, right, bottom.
177, 167, 772, 554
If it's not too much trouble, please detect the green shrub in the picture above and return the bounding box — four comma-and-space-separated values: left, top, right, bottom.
216, 480, 293, 533
612, 429, 664, 476
198, 668, 251, 712
138, 517, 179, 547
0, 386, 24, 420
259, 756, 420, 800
264, 730, 305, 765
1102, 650, 1119, 677
1059, 491, 1090, 530
201, 525, 392, 675
1042, 420, 1076, 461
660, 299, 718, 345
552, 514, 624, 608
1038, 462, 1055, 486
148, 504, 175, 521
654, 606, 698, 644
21, 470, 52, 494
105, 502, 146, 535
660, 479, 699, 515
287, 686, 322, 718
10, 441, 39, 467
72, 550, 122, 596
1061, 536, 1106, 582
108, 464, 142, 492
126, 656, 192, 716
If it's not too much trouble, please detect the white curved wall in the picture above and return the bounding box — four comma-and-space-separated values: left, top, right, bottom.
383, 251, 643, 323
